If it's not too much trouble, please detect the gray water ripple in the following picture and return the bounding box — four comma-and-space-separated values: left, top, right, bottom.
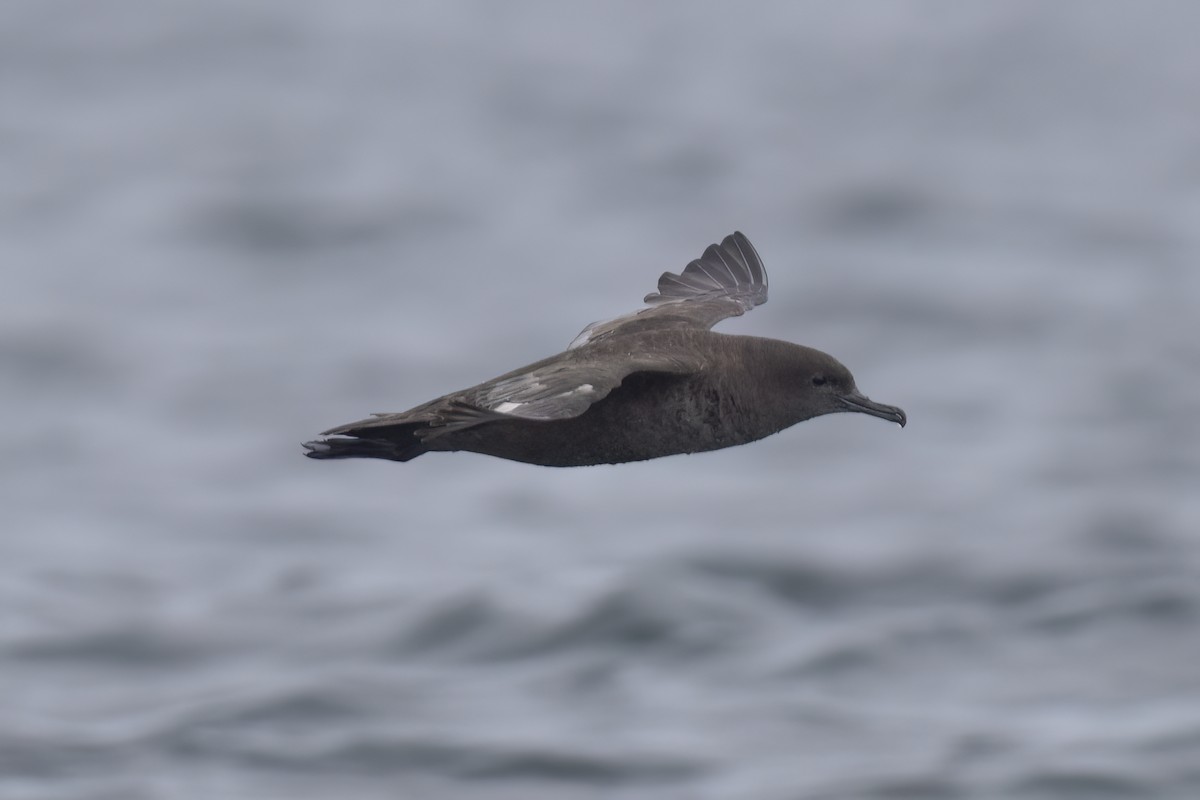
163, 728, 705, 786
1004, 769, 1153, 800
6, 626, 218, 668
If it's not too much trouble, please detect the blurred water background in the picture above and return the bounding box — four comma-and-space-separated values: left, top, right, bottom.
4, 2, 1200, 798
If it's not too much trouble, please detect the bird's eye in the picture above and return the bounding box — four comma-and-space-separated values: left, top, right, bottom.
812, 375, 827, 387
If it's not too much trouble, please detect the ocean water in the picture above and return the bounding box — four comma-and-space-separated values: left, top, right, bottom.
4, 2, 1200, 798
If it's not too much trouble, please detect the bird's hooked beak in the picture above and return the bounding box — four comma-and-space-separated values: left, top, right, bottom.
839, 391, 907, 427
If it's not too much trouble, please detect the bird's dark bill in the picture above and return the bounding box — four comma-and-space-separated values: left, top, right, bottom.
839, 392, 906, 427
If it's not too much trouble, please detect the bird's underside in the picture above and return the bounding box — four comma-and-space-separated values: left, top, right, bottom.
308, 367, 741, 467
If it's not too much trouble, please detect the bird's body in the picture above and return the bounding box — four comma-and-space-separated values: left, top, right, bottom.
305, 233, 904, 467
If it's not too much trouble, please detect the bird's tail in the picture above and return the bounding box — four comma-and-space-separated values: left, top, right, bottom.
302, 436, 427, 462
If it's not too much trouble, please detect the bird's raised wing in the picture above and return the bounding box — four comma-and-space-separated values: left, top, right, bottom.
568, 231, 767, 349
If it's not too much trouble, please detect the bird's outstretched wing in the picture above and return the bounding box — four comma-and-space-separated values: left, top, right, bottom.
319, 348, 703, 440
568, 231, 767, 349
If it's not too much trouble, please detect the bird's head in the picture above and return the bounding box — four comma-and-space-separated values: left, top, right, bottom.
789, 346, 907, 428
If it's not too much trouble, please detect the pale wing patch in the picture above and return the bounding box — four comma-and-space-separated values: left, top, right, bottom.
492, 383, 593, 414
417, 379, 602, 441
476, 374, 607, 421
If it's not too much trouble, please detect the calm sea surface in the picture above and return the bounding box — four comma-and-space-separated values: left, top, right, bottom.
4, 2, 1199, 798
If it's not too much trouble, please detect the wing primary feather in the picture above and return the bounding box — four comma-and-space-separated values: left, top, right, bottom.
728, 232, 765, 290
711, 243, 741, 284
690, 251, 725, 286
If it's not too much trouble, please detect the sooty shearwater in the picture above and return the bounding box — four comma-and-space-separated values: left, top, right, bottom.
304, 232, 905, 467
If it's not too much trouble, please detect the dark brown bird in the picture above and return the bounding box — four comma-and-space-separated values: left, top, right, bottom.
304, 232, 905, 467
